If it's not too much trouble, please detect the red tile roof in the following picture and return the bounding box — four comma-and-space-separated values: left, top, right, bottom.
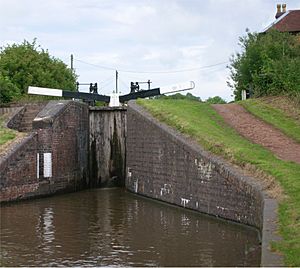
267, 10, 300, 33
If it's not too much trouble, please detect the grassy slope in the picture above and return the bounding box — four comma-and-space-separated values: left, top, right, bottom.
137, 98, 300, 266
241, 98, 300, 143
0, 116, 16, 146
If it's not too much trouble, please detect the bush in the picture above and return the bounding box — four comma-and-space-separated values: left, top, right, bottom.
0, 39, 77, 104
228, 29, 300, 100
206, 96, 227, 104
0, 75, 19, 103
156, 92, 202, 101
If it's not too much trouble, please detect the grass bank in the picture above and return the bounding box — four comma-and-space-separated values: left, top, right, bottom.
0, 116, 16, 146
0, 115, 25, 157
137, 98, 300, 266
240, 97, 300, 143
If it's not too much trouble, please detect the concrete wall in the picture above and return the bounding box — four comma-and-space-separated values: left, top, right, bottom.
126, 101, 283, 266
89, 107, 126, 187
0, 101, 89, 202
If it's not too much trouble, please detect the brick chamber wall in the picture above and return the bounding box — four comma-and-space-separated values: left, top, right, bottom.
126, 101, 283, 266
0, 134, 39, 201
0, 101, 89, 202
126, 101, 264, 228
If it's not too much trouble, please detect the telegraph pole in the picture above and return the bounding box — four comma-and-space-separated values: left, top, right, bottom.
71, 54, 74, 71
116, 70, 118, 93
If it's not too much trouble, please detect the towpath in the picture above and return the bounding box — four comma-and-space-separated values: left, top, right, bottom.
213, 103, 300, 164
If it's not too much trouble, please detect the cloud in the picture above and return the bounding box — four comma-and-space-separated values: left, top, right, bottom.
1, 0, 299, 101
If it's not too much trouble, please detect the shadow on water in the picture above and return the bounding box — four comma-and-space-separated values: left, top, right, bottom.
0, 188, 261, 266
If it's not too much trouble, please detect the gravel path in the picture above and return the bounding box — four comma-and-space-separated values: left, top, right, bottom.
213, 103, 300, 164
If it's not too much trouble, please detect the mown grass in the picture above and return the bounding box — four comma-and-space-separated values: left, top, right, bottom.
0, 116, 16, 147
137, 98, 300, 266
241, 98, 300, 143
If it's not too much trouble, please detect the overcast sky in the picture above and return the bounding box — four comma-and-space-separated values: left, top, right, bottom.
0, 0, 299, 101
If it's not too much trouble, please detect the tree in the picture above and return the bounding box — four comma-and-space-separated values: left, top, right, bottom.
206, 96, 227, 104
186, 93, 202, 101
156, 92, 202, 101
228, 29, 300, 100
0, 75, 19, 103
0, 39, 77, 103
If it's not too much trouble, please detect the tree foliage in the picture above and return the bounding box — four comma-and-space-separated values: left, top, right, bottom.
156, 92, 202, 101
228, 29, 300, 100
0, 75, 19, 103
0, 39, 77, 103
206, 96, 227, 104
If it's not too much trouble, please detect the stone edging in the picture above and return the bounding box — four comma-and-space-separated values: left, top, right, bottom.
128, 100, 283, 266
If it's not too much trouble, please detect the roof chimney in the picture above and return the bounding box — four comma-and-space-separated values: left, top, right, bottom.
277, 4, 281, 13
275, 3, 285, 19
282, 4, 286, 13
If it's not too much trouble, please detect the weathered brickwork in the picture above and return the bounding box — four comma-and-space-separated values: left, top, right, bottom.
0, 101, 89, 202
0, 134, 39, 201
126, 101, 283, 266
34, 101, 89, 194
0, 106, 21, 116
126, 101, 264, 229
7, 102, 46, 131
89, 107, 127, 187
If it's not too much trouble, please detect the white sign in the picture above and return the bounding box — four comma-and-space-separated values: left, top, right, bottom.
109, 92, 120, 107
43, 153, 52, 178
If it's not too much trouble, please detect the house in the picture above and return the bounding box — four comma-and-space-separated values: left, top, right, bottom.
263, 4, 300, 34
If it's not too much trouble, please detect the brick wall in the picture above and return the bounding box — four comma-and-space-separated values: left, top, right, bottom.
126, 101, 283, 266
0, 101, 89, 202
126, 101, 264, 228
7, 102, 47, 132
34, 101, 89, 194
0, 134, 39, 201
0, 106, 22, 116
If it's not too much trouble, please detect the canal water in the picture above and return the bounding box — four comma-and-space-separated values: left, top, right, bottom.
0, 188, 261, 266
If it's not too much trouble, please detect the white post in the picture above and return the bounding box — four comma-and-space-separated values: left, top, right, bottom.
241, 90, 247, 100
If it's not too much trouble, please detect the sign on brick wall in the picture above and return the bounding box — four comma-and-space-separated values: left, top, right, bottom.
43, 153, 52, 178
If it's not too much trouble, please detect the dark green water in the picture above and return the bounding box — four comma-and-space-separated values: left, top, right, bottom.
0, 188, 261, 266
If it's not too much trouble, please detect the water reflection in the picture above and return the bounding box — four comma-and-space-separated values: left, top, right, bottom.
0, 188, 261, 266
